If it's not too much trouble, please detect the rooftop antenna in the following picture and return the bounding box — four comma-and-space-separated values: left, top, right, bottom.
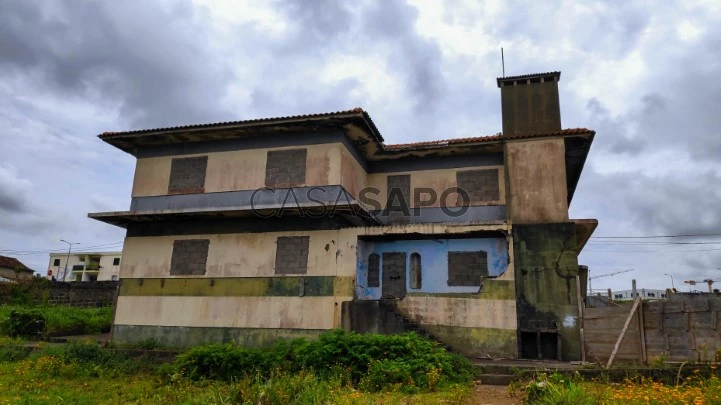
501, 47, 505, 77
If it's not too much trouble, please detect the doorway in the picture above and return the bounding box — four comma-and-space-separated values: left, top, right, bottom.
381, 252, 406, 299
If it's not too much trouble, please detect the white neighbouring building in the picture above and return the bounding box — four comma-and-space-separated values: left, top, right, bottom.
612, 288, 668, 301
47, 251, 122, 282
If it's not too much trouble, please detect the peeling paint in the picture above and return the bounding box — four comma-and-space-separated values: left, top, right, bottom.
355, 237, 509, 300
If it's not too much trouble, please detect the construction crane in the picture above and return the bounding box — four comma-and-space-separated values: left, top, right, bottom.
588, 269, 635, 294
684, 279, 721, 293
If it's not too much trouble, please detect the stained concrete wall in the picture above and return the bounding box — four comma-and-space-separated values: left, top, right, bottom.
131, 143, 346, 197
513, 223, 581, 361
585, 294, 721, 363
365, 165, 506, 209
113, 223, 515, 348
119, 230, 351, 279
505, 138, 568, 223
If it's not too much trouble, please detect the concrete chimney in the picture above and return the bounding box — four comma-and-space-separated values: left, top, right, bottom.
497, 72, 561, 136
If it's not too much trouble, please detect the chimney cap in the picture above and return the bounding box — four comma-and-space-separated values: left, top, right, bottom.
497, 71, 561, 87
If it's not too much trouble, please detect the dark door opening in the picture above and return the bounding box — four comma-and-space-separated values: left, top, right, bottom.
382, 252, 407, 299
520, 331, 561, 360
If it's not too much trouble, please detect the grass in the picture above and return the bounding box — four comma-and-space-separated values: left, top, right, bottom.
0, 339, 472, 404
515, 370, 721, 404
0, 305, 112, 336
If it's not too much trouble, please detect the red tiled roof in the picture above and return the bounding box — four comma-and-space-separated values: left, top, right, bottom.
99, 108, 385, 141
98, 107, 593, 154
384, 128, 594, 151
0, 255, 33, 272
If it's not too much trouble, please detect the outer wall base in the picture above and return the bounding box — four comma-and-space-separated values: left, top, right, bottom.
112, 325, 326, 348
422, 325, 518, 359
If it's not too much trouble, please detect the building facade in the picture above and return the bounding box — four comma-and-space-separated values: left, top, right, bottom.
612, 289, 668, 301
48, 252, 122, 282
0, 255, 34, 281
91, 71, 597, 360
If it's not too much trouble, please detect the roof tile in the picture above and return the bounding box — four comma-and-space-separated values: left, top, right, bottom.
0, 255, 33, 272
384, 128, 593, 151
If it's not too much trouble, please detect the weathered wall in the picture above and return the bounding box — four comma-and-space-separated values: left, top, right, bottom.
339, 144, 367, 199
356, 238, 510, 299
505, 139, 568, 223
0, 280, 118, 307
113, 223, 513, 347
131, 143, 345, 197
585, 294, 721, 363
365, 165, 505, 209
48, 281, 118, 307
513, 223, 581, 361
119, 230, 350, 279
0, 268, 33, 280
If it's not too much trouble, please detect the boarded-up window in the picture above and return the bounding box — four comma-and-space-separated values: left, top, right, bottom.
274, 236, 309, 274
456, 169, 500, 203
168, 156, 208, 194
386, 175, 411, 224
170, 239, 210, 275
410, 252, 422, 289
447, 251, 488, 286
368, 253, 380, 287
265, 149, 307, 187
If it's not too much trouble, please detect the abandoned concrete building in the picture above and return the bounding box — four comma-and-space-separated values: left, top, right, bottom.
90, 71, 597, 361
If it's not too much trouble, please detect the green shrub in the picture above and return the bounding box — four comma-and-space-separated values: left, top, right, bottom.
173, 330, 479, 392
523, 372, 602, 404
1, 310, 46, 338
0, 337, 30, 362
228, 371, 342, 404
0, 305, 112, 337
359, 359, 417, 393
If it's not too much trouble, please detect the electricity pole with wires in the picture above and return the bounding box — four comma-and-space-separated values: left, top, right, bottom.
59, 239, 80, 282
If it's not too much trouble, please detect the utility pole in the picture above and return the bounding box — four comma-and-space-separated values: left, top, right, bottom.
60, 239, 80, 282
664, 273, 675, 289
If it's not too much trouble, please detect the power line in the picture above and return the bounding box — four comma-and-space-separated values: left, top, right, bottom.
584, 248, 721, 253
588, 241, 721, 246
591, 233, 721, 239
0, 242, 124, 255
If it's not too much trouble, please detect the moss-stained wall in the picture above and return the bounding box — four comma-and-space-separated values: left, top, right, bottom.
505, 138, 568, 223
513, 223, 581, 361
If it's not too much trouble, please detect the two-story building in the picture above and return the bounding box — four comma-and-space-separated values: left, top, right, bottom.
90, 71, 597, 360
47, 251, 122, 282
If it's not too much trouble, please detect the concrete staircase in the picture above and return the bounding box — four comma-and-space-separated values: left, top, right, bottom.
377, 299, 454, 352
473, 360, 580, 385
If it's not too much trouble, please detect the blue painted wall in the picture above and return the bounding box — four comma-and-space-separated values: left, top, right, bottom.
356, 237, 508, 299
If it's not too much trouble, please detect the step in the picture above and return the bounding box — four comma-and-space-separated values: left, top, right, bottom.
478, 373, 520, 386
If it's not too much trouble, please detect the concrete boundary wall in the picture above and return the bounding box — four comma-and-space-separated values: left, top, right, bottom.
584, 294, 721, 363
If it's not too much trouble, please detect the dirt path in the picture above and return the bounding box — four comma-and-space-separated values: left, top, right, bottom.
469, 384, 522, 405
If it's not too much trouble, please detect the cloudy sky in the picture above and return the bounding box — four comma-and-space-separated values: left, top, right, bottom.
1, 0, 719, 291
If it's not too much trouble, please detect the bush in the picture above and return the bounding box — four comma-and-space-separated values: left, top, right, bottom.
0, 305, 112, 337
1, 310, 45, 339
173, 330, 479, 392
0, 337, 30, 362
228, 370, 342, 404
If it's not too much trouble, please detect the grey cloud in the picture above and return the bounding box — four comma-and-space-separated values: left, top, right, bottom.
573, 168, 721, 237
268, 0, 446, 114
0, 164, 30, 213
493, 1, 650, 58
0, 0, 234, 129
361, 0, 445, 113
